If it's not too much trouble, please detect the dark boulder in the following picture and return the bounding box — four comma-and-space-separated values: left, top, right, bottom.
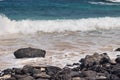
33, 72, 50, 79
79, 53, 111, 69
71, 71, 80, 77
12, 68, 23, 75
32, 68, 41, 75
81, 71, 107, 80
72, 67, 80, 71
111, 64, 120, 78
22, 65, 34, 75
81, 70, 97, 77
54, 67, 72, 80
108, 74, 120, 80
115, 48, 120, 51
115, 56, 120, 63
46, 66, 62, 77
100, 53, 111, 64
2, 68, 13, 76
14, 47, 46, 58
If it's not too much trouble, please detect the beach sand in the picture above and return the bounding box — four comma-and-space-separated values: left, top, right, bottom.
0, 30, 120, 70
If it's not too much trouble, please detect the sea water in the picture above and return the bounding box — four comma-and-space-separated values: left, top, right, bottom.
0, 0, 120, 70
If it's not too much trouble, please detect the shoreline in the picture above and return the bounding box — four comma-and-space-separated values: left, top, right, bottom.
0, 48, 120, 80
0, 30, 120, 80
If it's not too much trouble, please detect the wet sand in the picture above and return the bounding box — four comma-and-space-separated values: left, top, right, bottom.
0, 30, 120, 70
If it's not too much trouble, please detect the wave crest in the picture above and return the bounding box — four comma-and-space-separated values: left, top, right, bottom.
106, 0, 120, 2
0, 15, 120, 34
89, 1, 120, 5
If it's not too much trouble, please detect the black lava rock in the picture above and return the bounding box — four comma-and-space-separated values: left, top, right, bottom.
46, 66, 62, 77
54, 67, 72, 80
1, 52, 120, 80
115, 48, 120, 51
14, 47, 46, 58
115, 56, 120, 63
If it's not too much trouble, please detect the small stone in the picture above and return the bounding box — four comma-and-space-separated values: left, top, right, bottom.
96, 75, 107, 79
33, 72, 50, 79
41, 68, 46, 72
72, 77, 81, 80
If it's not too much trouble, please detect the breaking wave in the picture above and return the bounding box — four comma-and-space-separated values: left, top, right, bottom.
89, 1, 120, 5
106, 0, 120, 2
0, 15, 120, 35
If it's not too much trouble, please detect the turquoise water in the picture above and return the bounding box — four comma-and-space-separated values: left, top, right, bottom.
0, 0, 120, 34
0, 0, 120, 20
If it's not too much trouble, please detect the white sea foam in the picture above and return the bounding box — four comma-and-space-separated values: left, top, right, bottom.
107, 0, 120, 2
0, 15, 120, 35
89, 1, 120, 5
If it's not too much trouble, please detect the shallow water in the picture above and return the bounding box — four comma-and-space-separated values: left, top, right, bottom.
0, 30, 120, 70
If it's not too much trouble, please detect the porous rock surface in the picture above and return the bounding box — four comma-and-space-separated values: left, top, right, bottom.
1, 50, 120, 80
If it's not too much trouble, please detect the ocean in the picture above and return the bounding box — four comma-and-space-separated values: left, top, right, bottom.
0, 0, 120, 70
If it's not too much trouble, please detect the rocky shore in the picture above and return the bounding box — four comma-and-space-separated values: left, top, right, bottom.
0, 48, 120, 80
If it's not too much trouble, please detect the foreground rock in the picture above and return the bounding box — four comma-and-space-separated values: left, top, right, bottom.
14, 47, 46, 58
1, 52, 120, 80
115, 48, 120, 51
79, 53, 111, 69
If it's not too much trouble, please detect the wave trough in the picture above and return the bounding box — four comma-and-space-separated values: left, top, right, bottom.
0, 15, 120, 35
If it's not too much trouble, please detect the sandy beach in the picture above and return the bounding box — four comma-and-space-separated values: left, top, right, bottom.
0, 30, 120, 70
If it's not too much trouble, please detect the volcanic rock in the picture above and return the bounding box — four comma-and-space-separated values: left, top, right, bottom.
1, 52, 120, 80
54, 67, 72, 80
115, 48, 120, 51
14, 75, 34, 80
46, 66, 62, 77
115, 56, 120, 63
33, 72, 50, 79
80, 53, 111, 69
14, 47, 46, 58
